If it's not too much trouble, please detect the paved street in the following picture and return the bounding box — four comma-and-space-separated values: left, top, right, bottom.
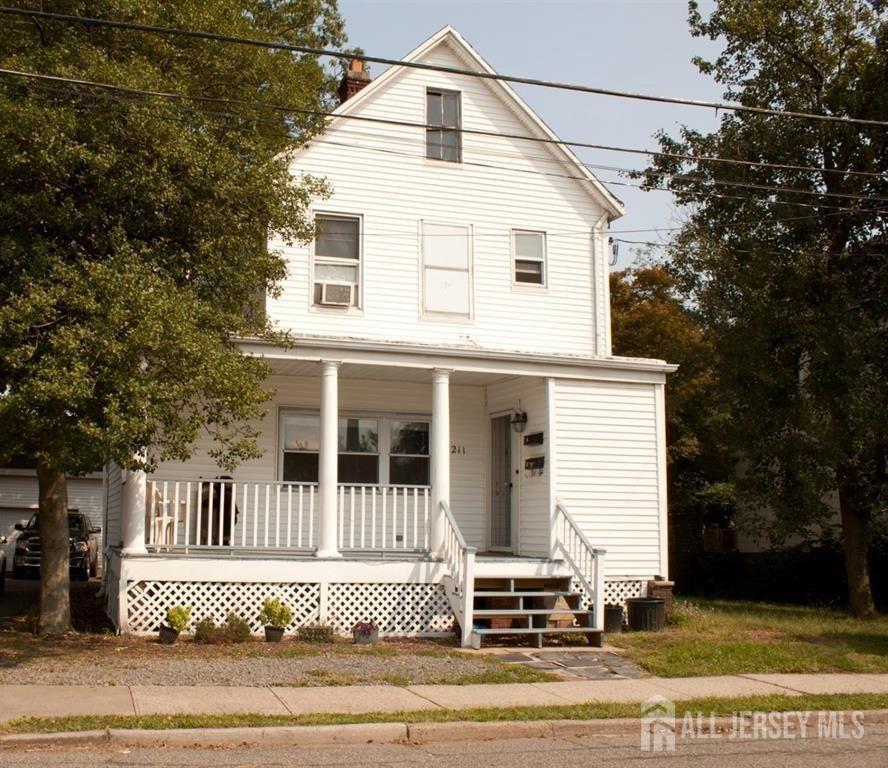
2, 726, 887, 767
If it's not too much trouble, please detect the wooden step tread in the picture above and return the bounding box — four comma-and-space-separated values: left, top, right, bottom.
472, 608, 593, 616
471, 626, 602, 635
473, 590, 574, 597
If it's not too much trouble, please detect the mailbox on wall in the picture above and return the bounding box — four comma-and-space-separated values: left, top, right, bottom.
524, 456, 545, 478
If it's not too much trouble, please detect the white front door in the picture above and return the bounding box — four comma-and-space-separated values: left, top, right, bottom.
489, 414, 514, 551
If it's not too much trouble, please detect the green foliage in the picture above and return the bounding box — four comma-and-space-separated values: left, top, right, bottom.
193, 616, 223, 645
298, 623, 335, 643
0, 1, 346, 475
610, 265, 733, 513
257, 597, 293, 629
223, 612, 252, 643
193, 613, 252, 644
165, 605, 192, 634
643, 1, 888, 614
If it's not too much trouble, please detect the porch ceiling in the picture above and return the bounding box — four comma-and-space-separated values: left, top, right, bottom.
268, 358, 516, 386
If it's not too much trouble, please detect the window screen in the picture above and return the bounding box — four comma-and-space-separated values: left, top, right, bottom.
422, 222, 472, 317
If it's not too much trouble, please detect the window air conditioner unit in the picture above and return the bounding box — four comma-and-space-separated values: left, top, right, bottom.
319, 281, 354, 307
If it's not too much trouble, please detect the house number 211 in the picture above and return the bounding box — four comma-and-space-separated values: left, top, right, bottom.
450, 445, 466, 455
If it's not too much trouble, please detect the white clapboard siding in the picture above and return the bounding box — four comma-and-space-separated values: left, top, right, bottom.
267, 35, 611, 357
486, 377, 550, 557
553, 379, 664, 578
153, 375, 486, 550
105, 464, 122, 550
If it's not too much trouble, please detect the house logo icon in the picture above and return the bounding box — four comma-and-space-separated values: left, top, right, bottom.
640, 695, 675, 752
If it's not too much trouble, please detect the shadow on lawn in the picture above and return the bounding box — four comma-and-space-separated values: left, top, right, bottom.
0, 577, 114, 669
819, 631, 888, 657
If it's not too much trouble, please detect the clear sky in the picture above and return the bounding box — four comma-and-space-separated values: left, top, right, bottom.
338, 0, 724, 268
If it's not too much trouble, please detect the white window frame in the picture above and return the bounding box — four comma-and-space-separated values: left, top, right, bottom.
278, 409, 431, 487
425, 88, 462, 163
511, 229, 547, 289
419, 219, 474, 322
310, 211, 363, 312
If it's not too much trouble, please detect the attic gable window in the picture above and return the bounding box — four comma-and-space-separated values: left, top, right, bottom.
426, 89, 461, 163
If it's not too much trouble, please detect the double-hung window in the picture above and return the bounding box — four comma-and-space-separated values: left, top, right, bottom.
513, 230, 546, 286
313, 214, 361, 307
426, 89, 461, 163
280, 412, 430, 486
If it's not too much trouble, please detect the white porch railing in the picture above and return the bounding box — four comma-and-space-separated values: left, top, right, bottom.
554, 502, 606, 629
146, 479, 317, 551
440, 500, 476, 647
337, 485, 430, 552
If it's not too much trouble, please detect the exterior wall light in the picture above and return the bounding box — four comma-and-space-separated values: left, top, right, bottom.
511, 410, 528, 433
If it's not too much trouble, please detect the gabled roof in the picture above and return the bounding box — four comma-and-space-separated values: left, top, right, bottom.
326, 26, 624, 220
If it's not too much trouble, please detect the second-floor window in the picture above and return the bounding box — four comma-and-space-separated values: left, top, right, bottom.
421, 221, 473, 319
313, 214, 361, 308
512, 230, 546, 286
426, 89, 461, 163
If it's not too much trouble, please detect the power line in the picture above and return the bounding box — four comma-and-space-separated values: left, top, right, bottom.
1, 6, 886, 130
1, 68, 885, 214
5, 81, 882, 260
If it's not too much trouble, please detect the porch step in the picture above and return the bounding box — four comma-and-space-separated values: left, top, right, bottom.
468, 572, 600, 649
472, 608, 593, 617
473, 590, 573, 598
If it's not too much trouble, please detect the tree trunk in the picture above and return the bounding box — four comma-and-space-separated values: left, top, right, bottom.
838, 486, 874, 619
36, 459, 71, 635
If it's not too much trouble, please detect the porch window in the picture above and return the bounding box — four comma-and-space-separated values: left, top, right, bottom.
426, 89, 461, 162
389, 420, 430, 486
338, 417, 379, 484
280, 412, 429, 486
313, 214, 361, 308
513, 230, 546, 285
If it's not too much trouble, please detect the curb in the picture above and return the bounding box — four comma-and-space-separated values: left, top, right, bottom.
3, 710, 888, 749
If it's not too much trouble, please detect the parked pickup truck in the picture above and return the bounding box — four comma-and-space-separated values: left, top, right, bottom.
13, 512, 100, 581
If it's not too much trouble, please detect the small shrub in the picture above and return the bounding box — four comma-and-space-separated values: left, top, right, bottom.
194, 616, 223, 644
165, 605, 192, 633
667, 600, 708, 628
299, 623, 335, 643
223, 612, 252, 643
258, 597, 293, 629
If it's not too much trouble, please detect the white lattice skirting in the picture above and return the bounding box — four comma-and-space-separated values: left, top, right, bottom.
123, 580, 454, 637
574, 579, 645, 611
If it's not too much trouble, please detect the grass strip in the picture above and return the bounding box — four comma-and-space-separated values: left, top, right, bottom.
5, 693, 887, 734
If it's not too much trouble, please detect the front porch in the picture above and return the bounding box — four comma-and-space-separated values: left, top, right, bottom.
103, 343, 669, 646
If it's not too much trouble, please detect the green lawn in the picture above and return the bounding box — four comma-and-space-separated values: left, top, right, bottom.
610, 599, 888, 677
6, 693, 887, 734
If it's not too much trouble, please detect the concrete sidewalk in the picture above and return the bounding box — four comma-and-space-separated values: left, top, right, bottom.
2, 674, 887, 722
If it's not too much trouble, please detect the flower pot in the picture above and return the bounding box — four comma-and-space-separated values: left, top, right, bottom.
353, 628, 379, 645
158, 625, 179, 645
264, 625, 285, 643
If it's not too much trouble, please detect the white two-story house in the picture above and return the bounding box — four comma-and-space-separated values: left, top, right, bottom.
102, 27, 675, 648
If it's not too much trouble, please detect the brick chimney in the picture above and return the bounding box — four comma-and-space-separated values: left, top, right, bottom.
338, 59, 371, 104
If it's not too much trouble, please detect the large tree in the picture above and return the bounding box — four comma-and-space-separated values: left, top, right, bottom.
645, 0, 887, 615
0, 1, 345, 633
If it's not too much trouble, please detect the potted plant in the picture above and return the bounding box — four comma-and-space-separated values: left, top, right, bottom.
257, 597, 293, 643
159, 604, 191, 645
352, 620, 379, 645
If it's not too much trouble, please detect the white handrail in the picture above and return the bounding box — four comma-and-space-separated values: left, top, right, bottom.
441, 500, 476, 647
336, 484, 430, 552
555, 502, 606, 630
147, 479, 317, 551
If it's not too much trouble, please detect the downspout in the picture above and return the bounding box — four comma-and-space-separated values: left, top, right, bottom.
591, 212, 611, 357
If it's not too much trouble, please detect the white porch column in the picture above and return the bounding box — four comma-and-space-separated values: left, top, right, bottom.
430, 368, 452, 557
120, 462, 148, 555
317, 360, 341, 558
